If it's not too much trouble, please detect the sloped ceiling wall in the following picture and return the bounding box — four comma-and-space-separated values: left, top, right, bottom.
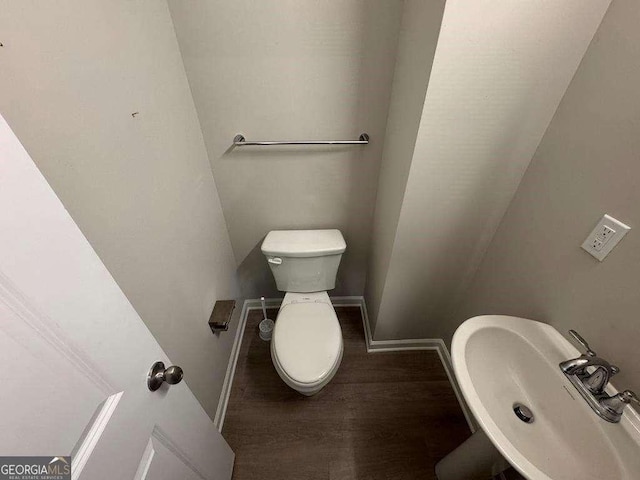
456, 0, 640, 393
367, 0, 611, 342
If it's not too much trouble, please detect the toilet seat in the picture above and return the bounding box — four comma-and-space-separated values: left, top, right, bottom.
271, 300, 343, 393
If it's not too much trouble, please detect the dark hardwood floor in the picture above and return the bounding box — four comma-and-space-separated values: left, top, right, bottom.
222, 306, 472, 480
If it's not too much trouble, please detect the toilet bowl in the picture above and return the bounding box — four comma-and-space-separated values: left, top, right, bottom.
270, 292, 343, 396
261, 229, 346, 395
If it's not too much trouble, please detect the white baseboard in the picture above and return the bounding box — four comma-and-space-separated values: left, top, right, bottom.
213, 296, 477, 434
350, 296, 477, 433
213, 297, 283, 431
213, 300, 250, 431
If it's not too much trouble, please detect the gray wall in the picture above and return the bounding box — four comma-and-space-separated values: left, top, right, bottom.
456, 0, 640, 392
0, 0, 239, 420
365, 0, 446, 330
366, 0, 610, 341
168, 0, 403, 298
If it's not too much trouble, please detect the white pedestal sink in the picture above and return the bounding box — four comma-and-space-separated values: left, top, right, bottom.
436, 315, 640, 480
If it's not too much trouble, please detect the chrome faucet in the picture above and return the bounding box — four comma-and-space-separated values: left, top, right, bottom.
559, 329, 633, 423
559, 330, 619, 394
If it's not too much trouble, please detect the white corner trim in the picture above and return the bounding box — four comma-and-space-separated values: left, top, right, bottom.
214, 295, 477, 434
437, 343, 478, 433
213, 300, 249, 431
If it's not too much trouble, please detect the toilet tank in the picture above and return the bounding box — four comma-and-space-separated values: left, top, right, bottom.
261, 229, 346, 293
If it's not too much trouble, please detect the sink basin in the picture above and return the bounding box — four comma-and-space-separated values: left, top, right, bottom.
444, 315, 640, 480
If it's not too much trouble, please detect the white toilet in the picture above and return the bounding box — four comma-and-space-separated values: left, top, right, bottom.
261, 229, 346, 396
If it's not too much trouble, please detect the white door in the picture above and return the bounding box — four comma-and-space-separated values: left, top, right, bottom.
0, 116, 234, 478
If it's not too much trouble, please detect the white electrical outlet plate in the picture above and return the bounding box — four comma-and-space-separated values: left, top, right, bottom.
581, 214, 631, 261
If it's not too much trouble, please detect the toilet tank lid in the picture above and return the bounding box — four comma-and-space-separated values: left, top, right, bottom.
261, 229, 346, 258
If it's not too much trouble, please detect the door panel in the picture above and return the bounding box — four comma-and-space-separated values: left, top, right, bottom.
0, 278, 111, 456
135, 428, 208, 480
0, 107, 233, 478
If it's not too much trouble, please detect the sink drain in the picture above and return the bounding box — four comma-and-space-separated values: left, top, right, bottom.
513, 403, 534, 423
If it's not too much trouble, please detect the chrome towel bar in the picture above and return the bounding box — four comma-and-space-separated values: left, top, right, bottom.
233, 133, 369, 146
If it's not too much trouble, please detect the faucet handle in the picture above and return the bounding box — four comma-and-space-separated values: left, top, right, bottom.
601, 390, 640, 419
569, 330, 596, 357
621, 390, 640, 404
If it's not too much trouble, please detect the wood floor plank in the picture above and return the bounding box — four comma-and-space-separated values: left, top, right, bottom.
223, 306, 471, 479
